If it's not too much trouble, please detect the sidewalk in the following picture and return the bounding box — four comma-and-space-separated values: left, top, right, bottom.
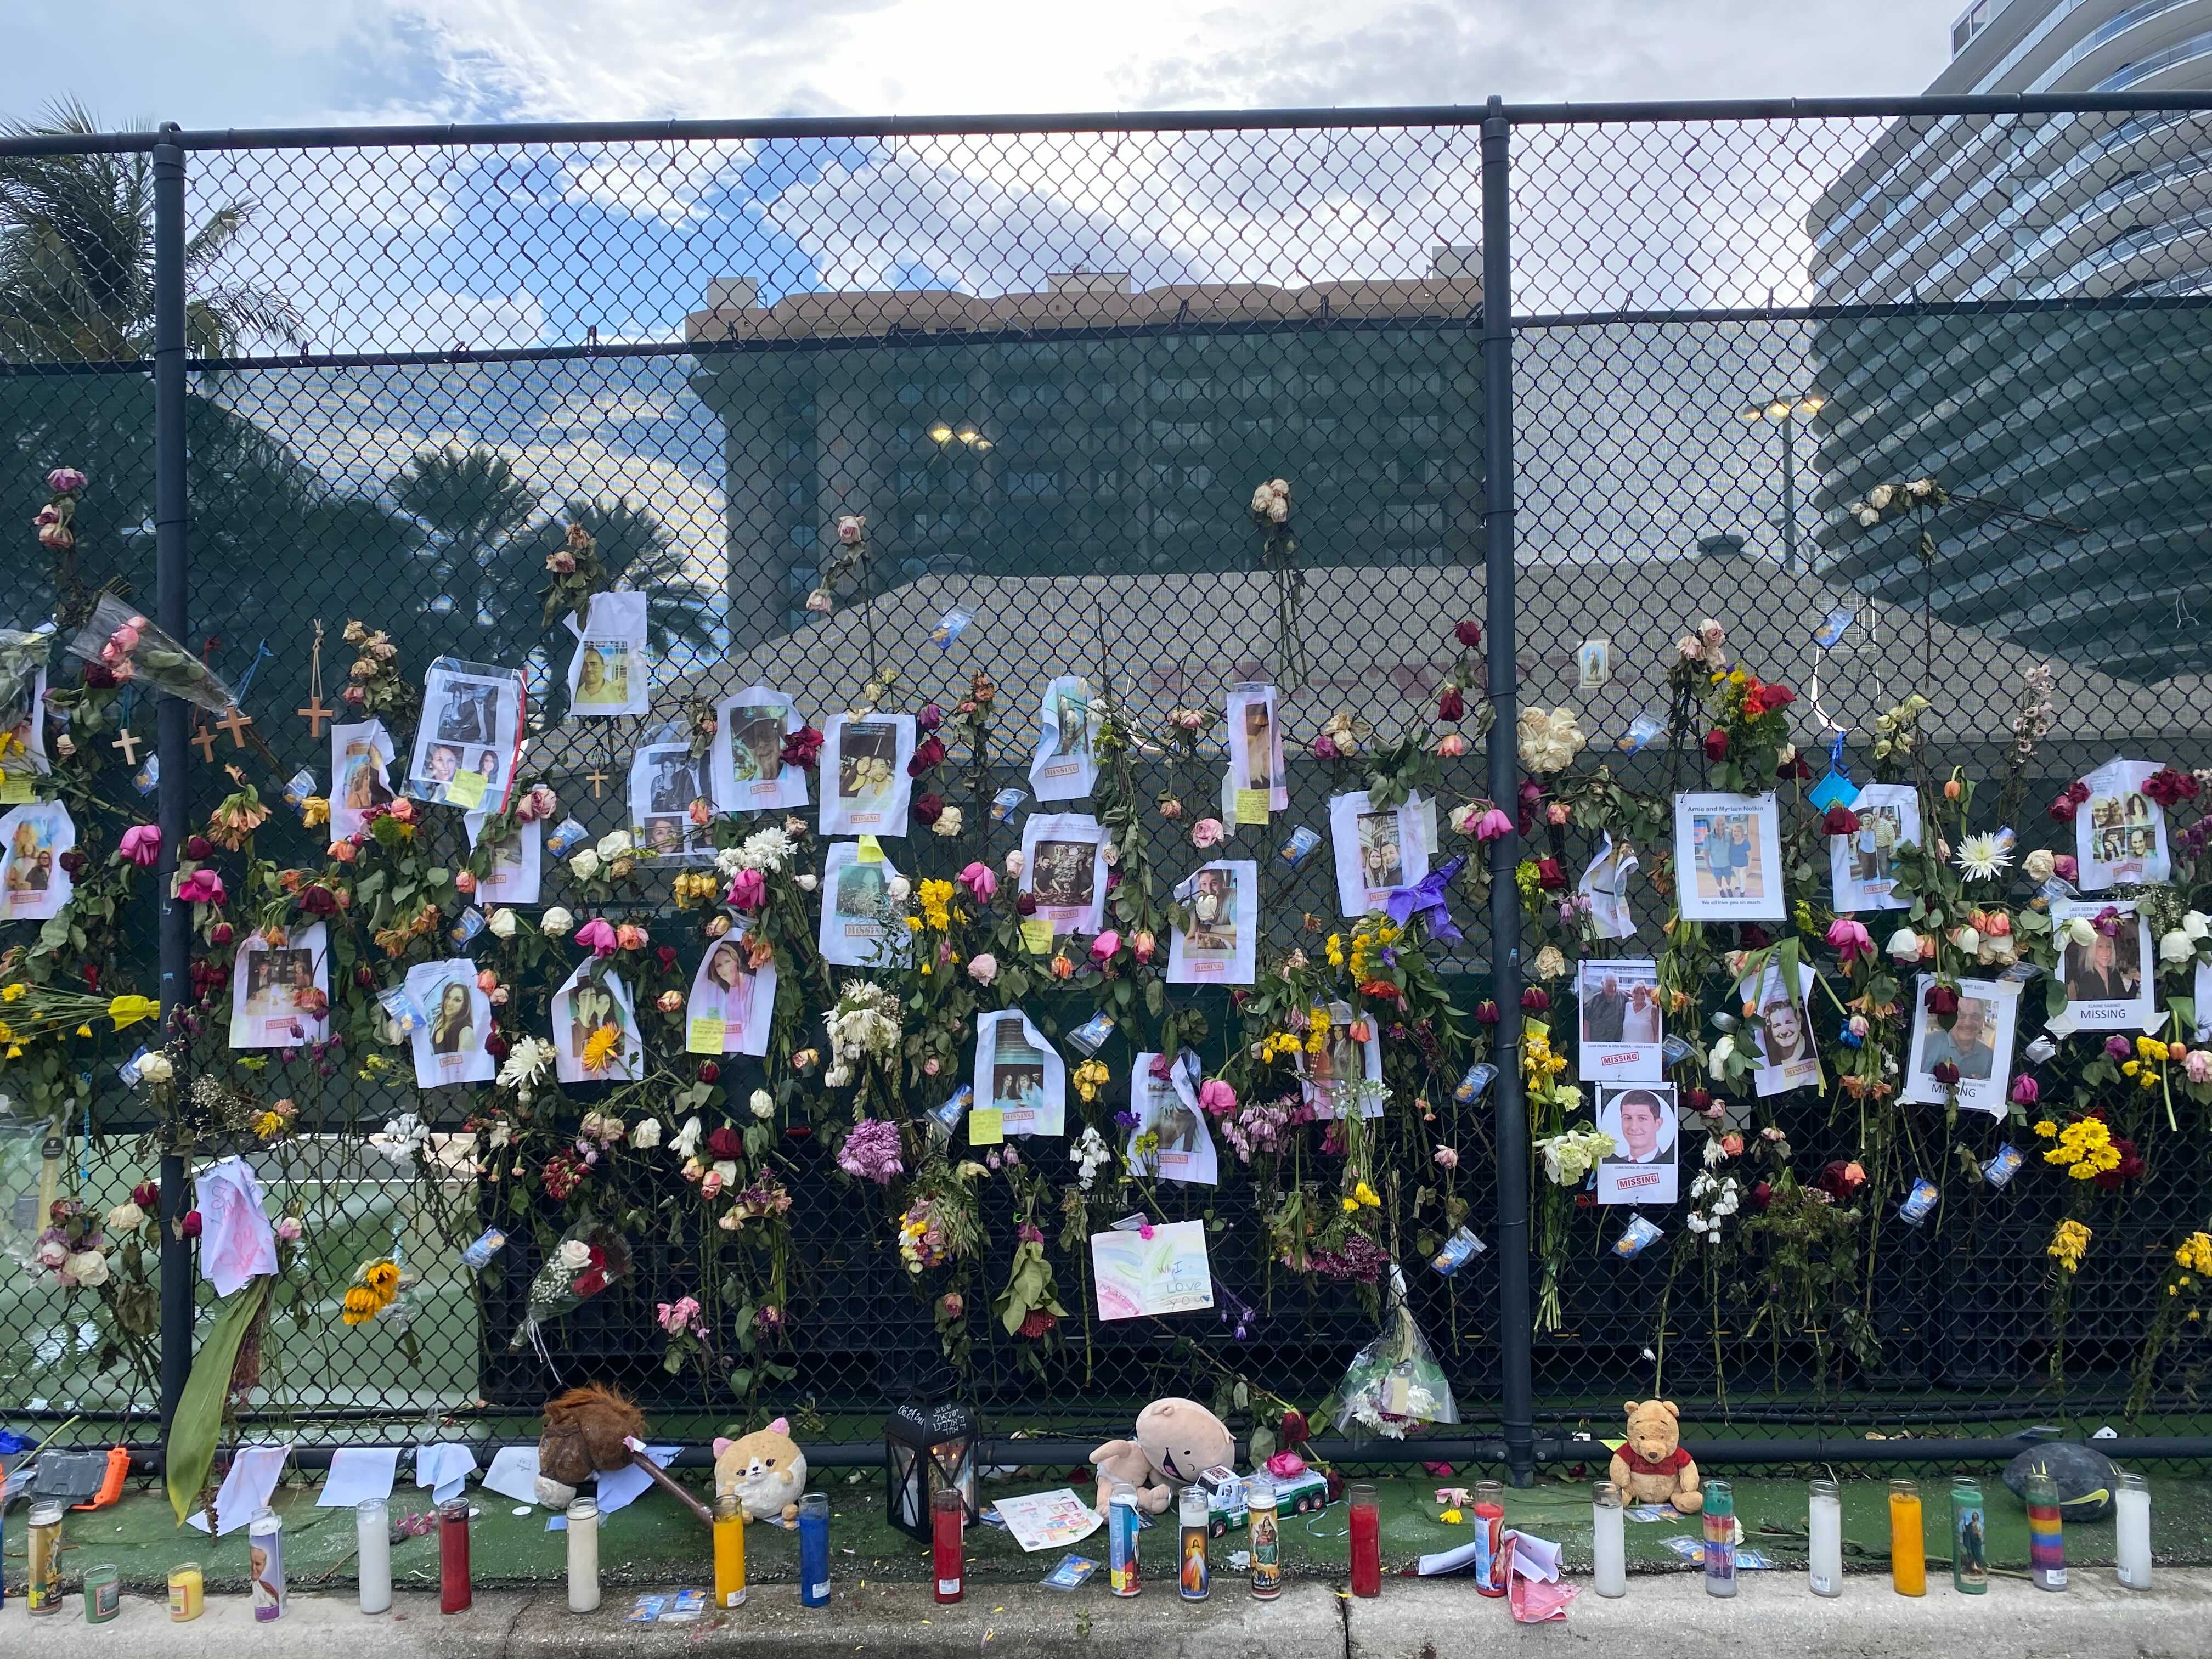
16, 1572, 2212, 1658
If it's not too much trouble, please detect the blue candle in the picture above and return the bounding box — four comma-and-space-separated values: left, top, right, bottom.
798, 1493, 832, 1607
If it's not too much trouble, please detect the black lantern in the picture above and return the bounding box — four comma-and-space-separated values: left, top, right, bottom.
884, 1399, 979, 1542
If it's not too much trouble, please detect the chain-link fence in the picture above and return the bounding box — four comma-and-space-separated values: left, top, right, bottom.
5, 97, 2212, 1471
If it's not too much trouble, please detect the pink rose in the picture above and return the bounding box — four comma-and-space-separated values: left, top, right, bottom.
477, 969, 500, 993
699, 1170, 725, 1200
176, 868, 225, 905
1312, 734, 1341, 760
1130, 929, 1156, 964
957, 861, 997, 903
616, 922, 648, 952
274, 1216, 304, 1243
2189, 1051, 2212, 1086
836, 515, 865, 544
2053, 854, 2078, 881
1199, 1079, 1237, 1118
45, 467, 86, 495
119, 824, 161, 867
1825, 917, 1873, 963
728, 868, 766, 912
575, 917, 618, 957
388, 798, 416, 825
455, 870, 477, 895
657, 990, 684, 1013
1190, 817, 1225, 849
1433, 1145, 1459, 1169
1434, 733, 1468, 758
1473, 808, 1513, 842
968, 953, 998, 986
1090, 930, 1121, 964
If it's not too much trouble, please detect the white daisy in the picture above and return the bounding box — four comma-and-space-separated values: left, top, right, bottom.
1955, 832, 2012, 882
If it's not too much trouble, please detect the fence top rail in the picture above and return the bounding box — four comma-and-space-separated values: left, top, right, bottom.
9, 91, 2212, 157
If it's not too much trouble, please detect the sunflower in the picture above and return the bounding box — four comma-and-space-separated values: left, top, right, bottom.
581, 1024, 621, 1073
362, 1260, 400, 1306
341, 1285, 381, 1325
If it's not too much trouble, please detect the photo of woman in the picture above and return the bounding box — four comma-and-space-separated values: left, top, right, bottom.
2051, 899, 2157, 1031
686, 935, 777, 1057
1742, 958, 1821, 1097
970, 1009, 1066, 1137
404, 958, 497, 1086
2075, 757, 2170, 891
407, 664, 521, 809
330, 718, 396, 841
430, 982, 476, 1053
1674, 792, 1784, 921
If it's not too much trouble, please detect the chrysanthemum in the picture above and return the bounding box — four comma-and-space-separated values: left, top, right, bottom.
1955, 832, 2012, 882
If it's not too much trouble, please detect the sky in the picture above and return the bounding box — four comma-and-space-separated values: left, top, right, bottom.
15, 0, 1954, 131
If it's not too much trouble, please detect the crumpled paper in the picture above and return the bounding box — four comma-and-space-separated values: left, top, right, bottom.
195, 1156, 278, 1296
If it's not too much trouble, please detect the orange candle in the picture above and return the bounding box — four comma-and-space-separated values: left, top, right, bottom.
1888, 1479, 1926, 1596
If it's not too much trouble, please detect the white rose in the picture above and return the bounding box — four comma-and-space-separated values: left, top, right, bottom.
2187, 911, 2210, 941
1857, 508, 1880, 528
35, 1237, 68, 1269
488, 907, 517, 940
932, 806, 963, 838
1885, 928, 1921, 962
1867, 484, 1893, 510
1250, 486, 1273, 515
750, 1088, 774, 1120
556, 1239, 593, 1271
886, 876, 912, 904
65, 1250, 110, 1289
1709, 1034, 1735, 1077
2066, 917, 2097, 949
106, 1202, 145, 1234
2162, 930, 2194, 965
2024, 849, 2055, 883
797, 873, 819, 891
1906, 477, 1933, 498
825, 1063, 854, 1088
712, 1159, 740, 1187
1266, 498, 1288, 524
596, 830, 634, 859
570, 848, 602, 881
1776, 744, 1796, 766
630, 1118, 663, 1149
1005, 851, 1025, 879
543, 906, 575, 938
672, 1115, 702, 1159
137, 1052, 174, 1085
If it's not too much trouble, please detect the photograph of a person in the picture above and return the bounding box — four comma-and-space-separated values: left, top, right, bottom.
1328, 789, 1426, 919
729, 704, 787, 785
228, 923, 330, 1050
629, 742, 710, 862
1357, 810, 1403, 891
552, 963, 640, 1084
992, 1020, 1047, 1115
817, 842, 908, 968
1029, 675, 1098, 802
821, 711, 917, 837
2075, 757, 2170, 891
1296, 1005, 1384, 1119
1125, 1052, 1218, 1186
686, 935, 776, 1057
1226, 684, 1286, 812
0, 802, 73, 922
839, 720, 899, 806
1743, 960, 1822, 1096
1902, 973, 2018, 1117
1674, 791, 1785, 921
1595, 1082, 1679, 1205
435, 681, 497, 747
2051, 899, 2157, 1031
473, 818, 540, 906
571, 642, 630, 709
1242, 698, 1276, 791
1831, 782, 1918, 913
710, 686, 807, 814
1577, 958, 1662, 1082
335, 727, 394, 825
1030, 839, 1098, 910
404, 958, 496, 1086
1019, 812, 1108, 935
970, 1009, 1064, 1137
1168, 860, 1257, 985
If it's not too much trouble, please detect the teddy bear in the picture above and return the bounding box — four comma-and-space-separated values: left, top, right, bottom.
1609, 1398, 1702, 1514
1088, 1397, 1235, 1516
713, 1418, 808, 1525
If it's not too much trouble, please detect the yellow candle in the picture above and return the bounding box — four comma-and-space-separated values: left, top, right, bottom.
169, 1562, 206, 1622
713, 1498, 748, 1609
1888, 1481, 1926, 1596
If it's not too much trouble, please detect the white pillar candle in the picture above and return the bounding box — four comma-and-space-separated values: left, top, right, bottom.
1592, 1482, 1626, 1598
567, 1498, 601, 1612
356, 1499, 392, 1615
2115, 1474, 2151, 1589
1808, 1479, 1842, 1598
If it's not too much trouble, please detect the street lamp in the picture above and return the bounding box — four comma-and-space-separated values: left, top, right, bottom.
1736, 392, 1824, 574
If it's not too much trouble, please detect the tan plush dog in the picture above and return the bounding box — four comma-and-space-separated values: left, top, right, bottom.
713, 1418, 807, 1524
1609, 1399, 1702, 1514
1088, 1397, 1235, 1516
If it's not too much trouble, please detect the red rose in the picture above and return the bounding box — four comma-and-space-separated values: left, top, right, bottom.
1520, 987, 1550, 1013
574, 1268, 606, 1299
1739, 923, 1769, 948
1437, 686, 1465, 722
1684, 1087, 1716, 1117
912, 792, 944, 826
1702, 730, 1729, 761
1763, 684, 1796, 708
1932, 1060, 1960, 1086
1016, 1309, 1058, 1340
1778, 754, 1812, 781
81, 663, 119, 689
59, 849, 86, 876
300, 884, 337, 915
779, 726, 825, 769
355, 964, 377, 990
1749, 1180, 1773, 1212
699, 1060, 721, 1084
1822, 804, 1860, 836
1279, 1408, 1310, 1447
906, 735, 947, 777
1475, 1000, 1499, 1025
707, 1126, 743, 1160
1454, 620, 1482, 648
1017, 894, 1037, 915
1925, 984, 1959, 1017
209, 922, 233, 946
132, 1181, 160, 1210
485, 1031, 509, 1060
185, 834, 213, 860
657, 946, 679, 972
180, 1210, 202, 1239
1535, 857, 1566, 891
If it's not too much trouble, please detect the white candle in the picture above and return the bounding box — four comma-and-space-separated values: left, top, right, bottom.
2115, 1474, 2151, 1589
1592, 1482, 1626, 1598
567, 1498, 601, 1612
1808, 1479, 1842, 1597
356, 1499, 392, 1615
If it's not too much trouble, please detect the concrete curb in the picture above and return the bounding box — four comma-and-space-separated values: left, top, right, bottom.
16, 1570, 2212, 1656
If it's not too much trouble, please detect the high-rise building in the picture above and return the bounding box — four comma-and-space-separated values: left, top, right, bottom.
1808, 1, 2212, 681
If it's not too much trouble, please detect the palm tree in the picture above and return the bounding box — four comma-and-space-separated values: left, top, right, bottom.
392, 444, 541, 649
0, 101, 306, 362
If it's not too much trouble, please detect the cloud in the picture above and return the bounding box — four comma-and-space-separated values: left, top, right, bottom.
362, 287, 548, 351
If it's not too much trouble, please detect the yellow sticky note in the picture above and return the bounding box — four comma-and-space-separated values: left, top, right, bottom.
857, 834, 884, 863
0, 771, 31, 805
1020, 916, 1054, 956
969, 1105, 1005, 1146
444, 768, 488, 809
1234, 787, 1271, 826
686, 1014, 726, 1056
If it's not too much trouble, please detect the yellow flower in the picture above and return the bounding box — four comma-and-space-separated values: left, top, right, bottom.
904, 915, 923, 933
2123, 1060, 2140, 1077
1353, 1181, 1380, 1208
252, 1110, 286, 1139
1308, 1008, 1330, 1034
2047, 1218, 2092, 1272
108, 995, 159, 1028
1325, 935, 1345, 968
363, 1260, 400, 1306
301, 795, 330, 828
2137, 1036, 2169, 1061
76, 1024, 92, 1038
1305, 1031, 1325, 1054
2176, 1232, 2212, 1276
1441, 1508, 1463, 1525
2033, 1120, 2057, 1138
918, 878, 956, 933
1, 983, 25, 1003
581, 1024, 620, 1073
341, 1285, 381, 1325
1341, 1197, 1358, 1214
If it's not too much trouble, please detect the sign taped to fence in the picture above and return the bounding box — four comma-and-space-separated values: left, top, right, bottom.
404, 957, 496, 1087
1166, 860, 1257, 986
565, 591, 650, 718
329, 719, 396, 842
686, 933, 776, 1057
820, 712, 915, 838
407, 659, 522, 814
552, 961, 642, 1084
469, 812, 542, 906
1029, 674, 1098, 802
0, 800, 74, 923
974, 1008, 1064, 1137
818, 839, 910, 969
710, 686, 808, 814
230, 920, 330, 1049
1091, 1219, 1213, 1321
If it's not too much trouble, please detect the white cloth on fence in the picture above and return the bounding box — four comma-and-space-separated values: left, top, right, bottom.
195, 1156, 278, 1296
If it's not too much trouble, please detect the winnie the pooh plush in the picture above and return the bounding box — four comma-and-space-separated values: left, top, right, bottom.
1088, 1397, 1235, 1516
1609, 1399, 1702, 1514
714, 1418, 808, 1525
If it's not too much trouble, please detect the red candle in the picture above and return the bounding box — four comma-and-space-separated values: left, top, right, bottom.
1347, 1483, 1382, 1598
931, 1488, 965, 1604
439, 1500, 472, 1614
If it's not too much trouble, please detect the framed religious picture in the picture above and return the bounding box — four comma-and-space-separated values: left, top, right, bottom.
1577, 958, 1662, 1082
1674, 791, 1785, 921
1901, 973, 2020, 1117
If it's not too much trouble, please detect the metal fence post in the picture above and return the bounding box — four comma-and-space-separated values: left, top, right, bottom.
1480, 97, 1536, 1488
153, 123, 194, 1437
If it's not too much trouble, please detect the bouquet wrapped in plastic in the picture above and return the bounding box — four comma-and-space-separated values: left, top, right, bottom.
1327, 1266, 1459, 1441
509, 1218, 633, 1352
68, 593, 237, 713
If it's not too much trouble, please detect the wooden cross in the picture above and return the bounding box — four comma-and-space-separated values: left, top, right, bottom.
585, 764, 610, 799
296, 693, 333, 740
111, 727, 142, 765
190, 723, 217, 763
217, 704, 255, 749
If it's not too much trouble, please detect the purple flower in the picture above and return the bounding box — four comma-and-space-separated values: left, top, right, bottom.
1017, 1222, 1044, 1245
836, 1116, 905, 1184
1113, 1109, 1140, 1130
2106, 1035, 2134, 1060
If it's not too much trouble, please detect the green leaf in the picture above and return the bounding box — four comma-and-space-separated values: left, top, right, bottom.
166, 1276, 272, 1526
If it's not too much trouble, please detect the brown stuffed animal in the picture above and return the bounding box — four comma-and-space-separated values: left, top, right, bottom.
1088, 1397, 1235, 1516
1608, 1398, 1702, 1514
535, 1383, 712, 1526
